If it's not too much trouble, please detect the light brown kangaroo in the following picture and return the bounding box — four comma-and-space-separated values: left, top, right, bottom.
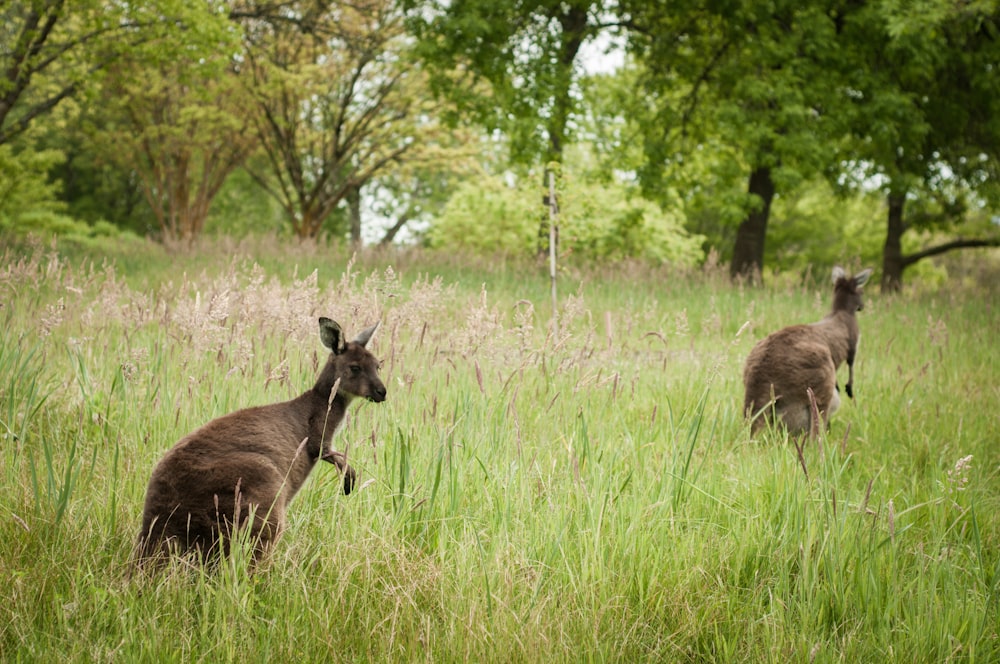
135, 318, 386, 569
743, 266, 872, 436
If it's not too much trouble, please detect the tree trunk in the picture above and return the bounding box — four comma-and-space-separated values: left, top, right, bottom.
295, 208, 319, 239
729, 166, 775, 282
881, 191, 906, 293
347, 184, 362, 248
548, 4, 588, 162
537, 4, 587, 257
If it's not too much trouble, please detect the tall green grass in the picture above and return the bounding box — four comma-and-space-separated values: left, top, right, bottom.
1, 237, 997, 662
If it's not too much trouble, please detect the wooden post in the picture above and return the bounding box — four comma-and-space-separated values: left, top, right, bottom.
548, 169, 558, 337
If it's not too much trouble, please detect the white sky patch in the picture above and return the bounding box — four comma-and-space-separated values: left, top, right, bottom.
579, 30, 625, 75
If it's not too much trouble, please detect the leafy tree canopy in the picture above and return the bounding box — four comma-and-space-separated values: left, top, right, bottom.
0, 0, 235, 144
409, 0, 622, 164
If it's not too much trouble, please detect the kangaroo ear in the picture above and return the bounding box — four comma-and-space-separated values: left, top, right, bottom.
353, 321, 380, 348
832, 266, 846, 283
319, 318, 346, 353
853, 268, 873, 288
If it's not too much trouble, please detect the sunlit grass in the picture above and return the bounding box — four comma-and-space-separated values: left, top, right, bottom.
1, 236, 997, 662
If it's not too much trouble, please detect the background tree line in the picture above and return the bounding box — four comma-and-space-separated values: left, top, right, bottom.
1, 0, 997, 290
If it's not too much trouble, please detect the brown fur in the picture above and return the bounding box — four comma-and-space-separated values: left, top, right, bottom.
743, 267, 872, 436
135, 318, 386, 569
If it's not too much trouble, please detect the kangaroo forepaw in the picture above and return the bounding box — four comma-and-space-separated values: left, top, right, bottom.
321, 451, 357, 495
341, 464, 356, 494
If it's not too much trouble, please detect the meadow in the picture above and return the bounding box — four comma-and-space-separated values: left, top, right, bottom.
1, 235, 997, 662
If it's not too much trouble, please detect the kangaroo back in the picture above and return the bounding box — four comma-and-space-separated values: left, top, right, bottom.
743, 267, 871, 436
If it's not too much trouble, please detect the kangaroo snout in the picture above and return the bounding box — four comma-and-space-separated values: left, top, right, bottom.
369, 383, 387, 403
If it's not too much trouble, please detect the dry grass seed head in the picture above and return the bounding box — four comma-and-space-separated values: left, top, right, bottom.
454, 285, 504, 359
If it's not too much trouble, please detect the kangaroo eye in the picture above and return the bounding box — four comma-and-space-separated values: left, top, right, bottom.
349, 365, 361, 375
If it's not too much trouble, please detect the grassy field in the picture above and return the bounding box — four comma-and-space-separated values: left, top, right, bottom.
1, 236, 997, 662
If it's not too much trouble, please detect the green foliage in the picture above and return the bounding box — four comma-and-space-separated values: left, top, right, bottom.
624, 0, 860, 276
838, 3, 1000, 197
428, 169, 705, 265
558, 169, 705, 264
630, 0, 848, 188
0, 0, 237, 145
426, 175, 538, 254
0, 145, 71, 231
95, 49, 255, 243
0, 144, 144, 245
765, 180, 885, 274
411, 0, 609, 164
204, 168, 288, 237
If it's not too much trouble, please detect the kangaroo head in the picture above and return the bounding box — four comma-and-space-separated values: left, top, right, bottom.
318, 318, 387, 403
831, 266, 873, 313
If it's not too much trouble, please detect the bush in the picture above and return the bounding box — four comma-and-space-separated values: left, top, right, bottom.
427, 171, 705, 265
0, 145, 71, 232
426, 176, 539, 255
0, 145, 141, 245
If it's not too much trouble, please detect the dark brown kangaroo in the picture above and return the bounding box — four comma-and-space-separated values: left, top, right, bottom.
743, 267, 872, 436
136, 318, 386, 568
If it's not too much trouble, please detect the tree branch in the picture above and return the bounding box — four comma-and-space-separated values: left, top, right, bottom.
678, 38, 733, 136
378, 210, 413, 246
902, 237, 1000, 266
